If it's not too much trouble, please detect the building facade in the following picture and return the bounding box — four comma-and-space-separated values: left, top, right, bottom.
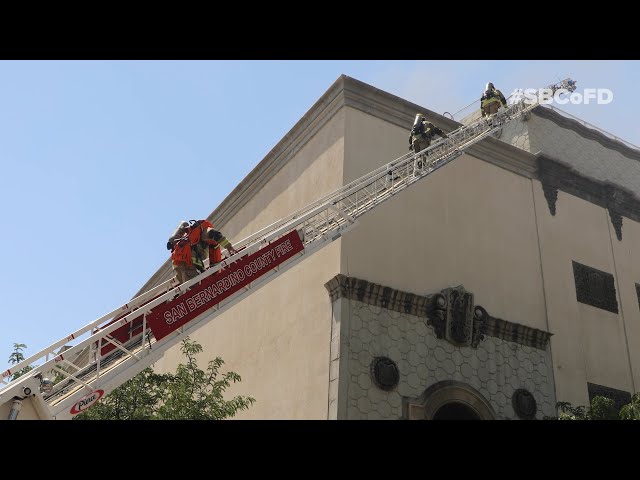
139, 75, 640, 419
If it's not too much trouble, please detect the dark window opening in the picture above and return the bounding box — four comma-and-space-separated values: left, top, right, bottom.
432, 402, 481, 420
572, 261, 618, 313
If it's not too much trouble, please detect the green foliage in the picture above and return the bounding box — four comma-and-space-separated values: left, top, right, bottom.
8, 343, 69, 385
589, 396, 619, 420
74, 367, 170, 420
76, 337, 255, 420
51, 368, 67, 385
552, 395, 626, 420
8, 343, 33, 380
554, 401, 588, 420
619, 393, 640, 420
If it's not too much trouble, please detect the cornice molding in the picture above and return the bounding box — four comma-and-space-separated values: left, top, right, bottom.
537, 155, 640, 239
325, 274, 552, 350
533, 106, 640, 161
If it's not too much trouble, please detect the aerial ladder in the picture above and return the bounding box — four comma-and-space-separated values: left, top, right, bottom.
0, 79, 577, 420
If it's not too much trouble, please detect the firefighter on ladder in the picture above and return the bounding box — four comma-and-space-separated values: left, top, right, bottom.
409, 113, 448, 155
408, 113, 448, 171
480, 82, 508, 118
167, 220, 237, 284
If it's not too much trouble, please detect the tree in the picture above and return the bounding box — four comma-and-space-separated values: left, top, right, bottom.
74, 367, 170, 420
7, 343, 73, 387
620, 393, 640, 420
76, 337, 256, 420
552, 395, 639, 420
8, 343, 33, 380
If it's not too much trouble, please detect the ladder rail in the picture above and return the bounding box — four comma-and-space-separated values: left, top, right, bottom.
48, 223, 365, 419
1, 277, 179, 384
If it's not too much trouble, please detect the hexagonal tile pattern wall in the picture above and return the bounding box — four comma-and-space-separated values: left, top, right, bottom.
345, 299, 556, 420
501, 117, 531, 152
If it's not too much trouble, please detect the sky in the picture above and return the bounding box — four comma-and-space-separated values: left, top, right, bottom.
1, 59, 638, 365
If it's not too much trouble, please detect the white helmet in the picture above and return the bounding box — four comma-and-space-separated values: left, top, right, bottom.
178, 220, 189, 231
168, 220, 191, 248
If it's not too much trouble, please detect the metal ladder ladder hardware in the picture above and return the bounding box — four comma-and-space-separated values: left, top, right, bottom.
0, 79, 576, 420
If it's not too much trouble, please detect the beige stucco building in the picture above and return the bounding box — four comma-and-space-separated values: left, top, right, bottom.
139, 75, 640, 420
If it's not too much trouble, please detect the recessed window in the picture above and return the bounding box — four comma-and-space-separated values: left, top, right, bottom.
572, 261, 618, 313
587, 382, 631, 411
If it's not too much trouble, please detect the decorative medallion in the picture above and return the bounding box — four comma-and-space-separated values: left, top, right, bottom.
370, 357, 399, 391
426, 286, 485, 348
512, 389, 537, 420
448, 287, 474, 346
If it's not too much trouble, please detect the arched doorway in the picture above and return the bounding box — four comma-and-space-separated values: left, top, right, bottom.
404, 380, 496, 420
432, 401, 482, 420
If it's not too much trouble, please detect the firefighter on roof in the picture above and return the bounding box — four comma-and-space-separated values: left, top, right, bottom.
480, 82, 508, 118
